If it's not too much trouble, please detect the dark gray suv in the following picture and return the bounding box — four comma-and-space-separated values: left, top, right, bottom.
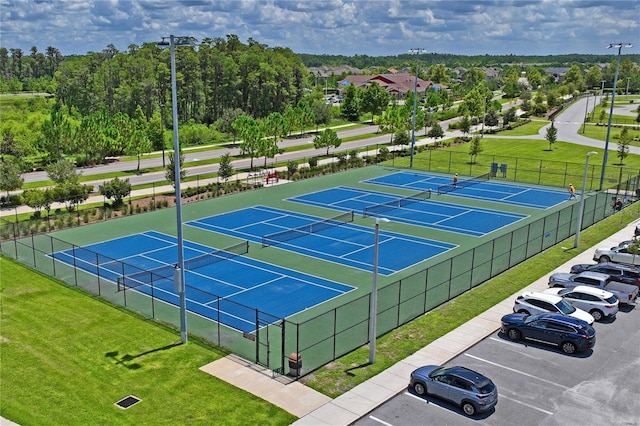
570, 262, 640, 289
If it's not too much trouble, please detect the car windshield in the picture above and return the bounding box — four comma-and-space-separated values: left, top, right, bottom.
556, 299, 576, 314
429, 367, 446, 378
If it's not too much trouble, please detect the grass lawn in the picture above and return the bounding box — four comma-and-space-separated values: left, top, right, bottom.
301, 209, 639, 397
0, 258, 296, 426
580, 124, 640, 146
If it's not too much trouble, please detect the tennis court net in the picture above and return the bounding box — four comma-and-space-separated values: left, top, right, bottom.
362, 189, 432, 218
117, 240, 249, 291
261, 211, 354, 248
437, 172, 491, 195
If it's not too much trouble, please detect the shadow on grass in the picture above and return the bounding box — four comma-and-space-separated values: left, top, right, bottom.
105, 342, 181, 370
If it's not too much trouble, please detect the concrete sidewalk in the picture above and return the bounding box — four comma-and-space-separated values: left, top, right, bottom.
200, 220, 637, 425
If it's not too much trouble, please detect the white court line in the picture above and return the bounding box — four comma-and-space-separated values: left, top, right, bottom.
464, 353, 569, 389
368, 415, 395, 426
498, 394, 554, 415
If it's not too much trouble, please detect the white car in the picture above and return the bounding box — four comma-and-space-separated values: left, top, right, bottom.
593, 245, 640, 265
513, 291, 595, 325
544, 286, 619, 321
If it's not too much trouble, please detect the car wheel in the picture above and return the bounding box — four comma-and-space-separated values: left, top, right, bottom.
413, 382, 427, 396
598, 256, 611, 263
461, 401, 477, 416
516, 309, 530, 315
507, 328, 522, 341
590, 309, 604, 322
561, 341, 577, 354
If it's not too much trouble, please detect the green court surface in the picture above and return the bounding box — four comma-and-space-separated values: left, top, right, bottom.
12, 164, 605, 374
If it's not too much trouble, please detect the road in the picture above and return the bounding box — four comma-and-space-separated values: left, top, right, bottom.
18, 96, 634, 189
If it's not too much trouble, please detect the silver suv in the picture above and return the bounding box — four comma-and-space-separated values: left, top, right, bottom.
409, 365, 498, 416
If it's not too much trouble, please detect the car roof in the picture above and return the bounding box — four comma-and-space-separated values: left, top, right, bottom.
532, 312, 590, 327
568, 285, 614, 299
575, 271, 610, 279
445, 366, 490, 384
521, 291, 562, 303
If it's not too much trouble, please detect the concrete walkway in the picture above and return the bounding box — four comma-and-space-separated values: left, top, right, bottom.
199, 220, 637, 425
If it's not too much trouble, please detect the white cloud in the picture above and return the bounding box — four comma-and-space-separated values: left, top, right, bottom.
0, 0, 637, 56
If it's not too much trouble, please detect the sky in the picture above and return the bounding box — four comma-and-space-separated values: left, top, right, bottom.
1, 0, 638, 57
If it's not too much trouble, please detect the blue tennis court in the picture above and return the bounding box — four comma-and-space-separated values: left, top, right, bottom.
363, 171, 568, 209
286, 187, 527, 237
186, 206, 456, 275
50, 230, 354, 333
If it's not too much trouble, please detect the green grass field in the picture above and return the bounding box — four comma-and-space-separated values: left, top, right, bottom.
0, 258, 296, 426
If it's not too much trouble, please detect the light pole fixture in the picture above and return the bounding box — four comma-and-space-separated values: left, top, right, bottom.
369, 217, 389, 364
157, 35, 196, 344
600, 43, 632, 190
409, 48, 426, 168
575, 151, 598, 248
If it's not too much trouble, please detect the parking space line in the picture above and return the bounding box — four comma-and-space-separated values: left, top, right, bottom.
368, 415, 395, 426
498, 394, 554, 415
403, 392, 449, 411
463, 353, 569, 389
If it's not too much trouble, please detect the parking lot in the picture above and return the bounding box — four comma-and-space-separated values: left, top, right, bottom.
355, 302, 640, 426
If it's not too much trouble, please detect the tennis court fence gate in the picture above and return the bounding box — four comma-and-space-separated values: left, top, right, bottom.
0, 183, 635, 378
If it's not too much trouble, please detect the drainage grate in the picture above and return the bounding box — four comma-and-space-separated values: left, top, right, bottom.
115, 395, 141, 409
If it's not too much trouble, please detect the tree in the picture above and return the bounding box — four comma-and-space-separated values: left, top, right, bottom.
468, 136, 483, 163
427, 123, 444, 140
459, 116, 472, 136
233, 115, 263, 170
126, 106, 152, 173
147, 111, 166, 166
340, 83, 360, 121
215, 108, 245, 143
394, 130, 410, 147
46, 158, 79, 185
313, 128, 342, 155
21, 188, 50, 217
545, 121, 558, 150
218, 153, 234, 182
360, 82, 390, 123
0, 159, 24, 196
503, 108, 517, 128
165, 149, 186, 189
99, 177, 131, 206
617, 128, 631, 164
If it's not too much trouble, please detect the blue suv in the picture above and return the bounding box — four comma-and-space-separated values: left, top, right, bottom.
501, 312, 596, 354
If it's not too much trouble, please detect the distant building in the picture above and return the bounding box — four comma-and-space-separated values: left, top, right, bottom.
544, 67, 570, 83
338, 72, 445, 97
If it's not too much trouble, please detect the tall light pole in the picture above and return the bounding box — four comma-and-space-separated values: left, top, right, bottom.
581, 94, 590, 134
158, 35, 196, 344
575, 152, 598, 248
481, 95, 487, 138
409, 48, 425, 168
369, 217, 389, 364
626, 77, 631, 96
600, 43, 633, 190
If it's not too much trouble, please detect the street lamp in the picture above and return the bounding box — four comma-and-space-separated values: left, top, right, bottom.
581, 94, 590, 134
575, 151, 598, 248
157, 35, 196, 344
600, 43, 633, 190
369, 217, 389, 364
481, 95, 487, 138
409, 48, 426, 168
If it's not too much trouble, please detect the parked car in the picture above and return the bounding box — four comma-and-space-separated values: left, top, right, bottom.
409, 365, 498, 416
544, 286, 619, 321
513, 291, 595, 324
500, 312, 596, 354
548, 271, 639, 305
569, 262, 640, 288
593, 245, 640, 265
